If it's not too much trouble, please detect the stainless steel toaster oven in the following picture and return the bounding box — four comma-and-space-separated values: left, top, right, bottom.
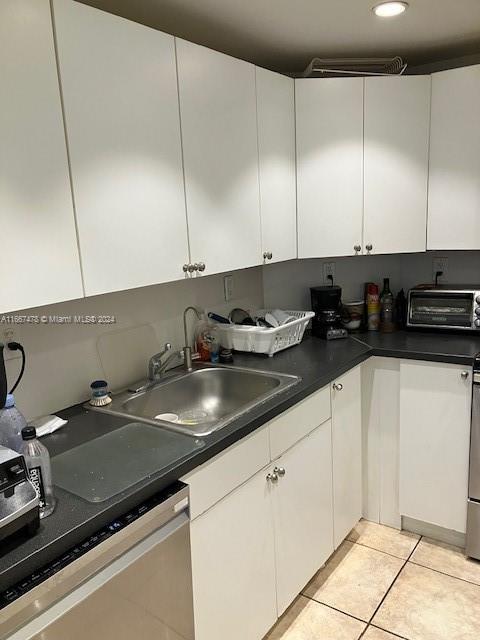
407, 285, 480, 331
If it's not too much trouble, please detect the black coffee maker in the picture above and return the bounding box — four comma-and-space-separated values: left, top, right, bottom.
310, 286, 348, 340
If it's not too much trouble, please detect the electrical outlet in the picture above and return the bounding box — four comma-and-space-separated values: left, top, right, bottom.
2, 328, 21, 361
323, 262, 336, 285
432, 256, 448, 282
224, 275, 234, 302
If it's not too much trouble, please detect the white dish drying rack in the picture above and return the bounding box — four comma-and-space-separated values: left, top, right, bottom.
215, 309, 314, 357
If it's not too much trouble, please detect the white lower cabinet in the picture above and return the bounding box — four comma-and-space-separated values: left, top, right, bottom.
331, 367, 363, 548
399, 360, 472, 533
271, 422, 334, 615
189, 467, 277, 640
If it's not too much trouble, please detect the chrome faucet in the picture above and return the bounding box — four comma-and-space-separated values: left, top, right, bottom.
183, 306, 202, 372
148, 342, 174, 381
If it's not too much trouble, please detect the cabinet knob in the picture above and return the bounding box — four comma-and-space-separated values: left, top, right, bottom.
274, 466, 286, 477
461, 371, 470, 380
183, 264, 189, 274
187, 264, 196, 273
267, 251, 273, 260
365, 244, 373, 254
332, 382, 343, 391
354, 245, 361, 254
197, 262, 206, 272
266, 472, 279, 483
263, 251, 268, 260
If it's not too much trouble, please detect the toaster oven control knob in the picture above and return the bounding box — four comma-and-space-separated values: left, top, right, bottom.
475, 307, 480, 316
476, 295, 480, 304
475, 318, 480, 328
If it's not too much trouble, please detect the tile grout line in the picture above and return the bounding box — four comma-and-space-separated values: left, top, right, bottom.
301, 593, 368, 626
408, 558, 480, 589
365, 535, 424, 629
347, 537, 420, 561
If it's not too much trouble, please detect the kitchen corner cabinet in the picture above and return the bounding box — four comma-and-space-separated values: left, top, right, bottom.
53, 0, 189, 296
189, 467, 277, 640
176, 39, 262, 276
399, 360, 472, 533
331, 366, 362, 548
1, 0, 83, 313
363, 76, 431, 255
256, 68, 297, 264
428, 65, 480, 250
271, 422, 334, 615
296, 78, 364, 258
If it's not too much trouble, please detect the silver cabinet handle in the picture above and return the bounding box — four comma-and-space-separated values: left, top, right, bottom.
187, 264, 196, 274
197, 262, 206, 272
333, 382, 343, 391
365, 244, 373, 254
354, 245, 361, 254
274, 466, 286, 477
263, 251, 268, 260
266, 472, 279, 483
267, 251, 273, 260
461, 371, 470, 380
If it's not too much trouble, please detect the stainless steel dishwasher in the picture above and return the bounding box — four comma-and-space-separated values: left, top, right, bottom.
0, 483, 193, 640
467, 353, 480, 559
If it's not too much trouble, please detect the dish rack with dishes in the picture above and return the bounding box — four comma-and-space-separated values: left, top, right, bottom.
215, 310, 314, 357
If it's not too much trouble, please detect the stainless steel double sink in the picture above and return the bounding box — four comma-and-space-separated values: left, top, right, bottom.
90, 364, 300, 437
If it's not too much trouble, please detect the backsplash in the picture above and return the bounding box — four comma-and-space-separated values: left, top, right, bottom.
5, 251, 480, 421
3, 268, 263, 420
263, 251, 480, 309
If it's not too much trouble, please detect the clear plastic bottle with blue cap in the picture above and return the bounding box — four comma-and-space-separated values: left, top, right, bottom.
0, 393, 27, 453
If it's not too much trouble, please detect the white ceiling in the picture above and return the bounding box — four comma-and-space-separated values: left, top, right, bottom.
79, 0, 480, 73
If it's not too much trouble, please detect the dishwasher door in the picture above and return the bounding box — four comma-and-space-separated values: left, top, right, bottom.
5, 491, 193, 640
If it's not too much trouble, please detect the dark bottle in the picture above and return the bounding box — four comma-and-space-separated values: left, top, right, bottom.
380, 278, 395, 333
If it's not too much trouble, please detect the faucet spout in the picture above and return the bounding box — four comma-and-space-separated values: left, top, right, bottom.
183, 306, 203, 372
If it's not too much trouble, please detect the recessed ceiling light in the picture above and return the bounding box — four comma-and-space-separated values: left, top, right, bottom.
373, 2, 409, 17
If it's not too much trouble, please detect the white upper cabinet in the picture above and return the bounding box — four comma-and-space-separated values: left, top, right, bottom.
53, 0, 189, 296
0, 0, 83, 313
296, 78, 364, 258
428, 65, 480, 250
363, 76, 431, 255
176, 39, 262, 276
256, 68, 297, 264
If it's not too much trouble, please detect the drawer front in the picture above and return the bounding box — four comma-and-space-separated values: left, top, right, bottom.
269, 386, 331, 459
181, 427, 270, 519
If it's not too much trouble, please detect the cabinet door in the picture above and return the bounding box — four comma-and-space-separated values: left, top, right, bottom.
296, 78, 364, 258
364, 76, 430, 255
332, 366, 362, 548
190, 467, 277, 640
428, 65, 480, 250
256, 68, 297, 264
53, 0, 189, 296
176, 39, 262, 275
399, 360, 472, 533
272, 422, 334, 615
0, 0, 83, 313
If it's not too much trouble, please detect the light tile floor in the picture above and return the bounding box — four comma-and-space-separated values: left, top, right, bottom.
264, 519, 480, 640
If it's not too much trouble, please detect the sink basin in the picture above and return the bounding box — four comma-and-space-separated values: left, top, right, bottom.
90, 365, 300, 436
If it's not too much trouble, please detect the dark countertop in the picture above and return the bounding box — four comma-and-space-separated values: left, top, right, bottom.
2, 329, 480, 592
